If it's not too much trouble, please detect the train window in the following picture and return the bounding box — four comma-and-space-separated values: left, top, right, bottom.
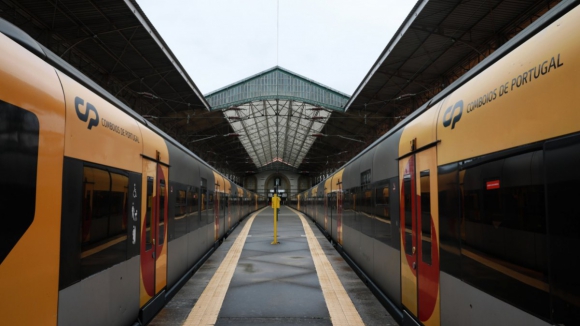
80, 167, 128, 278
420, 170, 431, 265
173, 187, 187, 239
0, 102, 39, 265
376, 183, 390, 207
460, 150, 549, 319
191, 189, 199, 213
374, 180, 392, 245
146, 176, 153, 251
438, 163, 461, 277
187, 186, 199, 231
403, 175, 413, 256
355, 186, 363, 215
208, 192, 214, 225
110, 173, 128, 237
176, 190, 186, 217
158, 179, 166, 245
201, 177, 207, 213
87, 168, 111, 220
361, 169, 371, 187
545, 135, 580, 324
364, 189, 373, 215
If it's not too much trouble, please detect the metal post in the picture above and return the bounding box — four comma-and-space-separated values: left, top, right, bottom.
271, 194, 280, 245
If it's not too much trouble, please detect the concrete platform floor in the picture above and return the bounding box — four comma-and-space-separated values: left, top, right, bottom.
150, 206, 397, 326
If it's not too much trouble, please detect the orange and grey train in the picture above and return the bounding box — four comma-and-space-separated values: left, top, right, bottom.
0, 18, 266, 325
292, 1, 580, 326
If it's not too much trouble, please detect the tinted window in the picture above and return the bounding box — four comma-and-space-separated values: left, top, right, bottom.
187, 186, 199, 231
80, 167, 129, 278
438, 163, 461, 277
545, 135, 580, 324
420, 170, 431, 265
374, 180, 392, 245
145, 176, 153, 251
158, 179, 166, 245
0, 101, 39, 264
173, 188, 187, 238
59, 159, 140, 289
361, 169, 371, 186
460, 150, 548, 320
403, 175, 413, 256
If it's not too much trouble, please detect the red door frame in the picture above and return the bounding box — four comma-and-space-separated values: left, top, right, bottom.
401, 150, 440, 325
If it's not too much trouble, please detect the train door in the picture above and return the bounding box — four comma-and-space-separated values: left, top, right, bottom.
222, 193, 227, 235
337, 183, 343, 245
324, 194, 329, 230
399, 146, 440, 326
214, 191, 220, 241
328, 192, 336, 240
140, 158, 169, 306
227, 195, 232, 230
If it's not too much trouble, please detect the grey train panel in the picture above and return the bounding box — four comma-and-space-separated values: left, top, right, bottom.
372, 240, 401, 307
167, 236, 188, 289
166, 141, 199, 185
361, 211, 374, 238
202, 223, 211, 253
58, 257, 139, 326
166, 141, 202, 289
342, 159, 359, 191
359, 232, 374, 277
342, 224, 358, 260
440, 272, 549, 326
372, 129, 402, 182
358, 148, 375, 177
187, 229, 204, 269
199, 164, 214, 187
347, 227, 364, 275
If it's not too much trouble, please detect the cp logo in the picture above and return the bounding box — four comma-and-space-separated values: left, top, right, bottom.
75, 96, 99, 130
442, 100, 463, 130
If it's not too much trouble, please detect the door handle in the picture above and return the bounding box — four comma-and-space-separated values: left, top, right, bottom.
412, 262, 417, 270
152, 239, 156, 245
152, 251, 156, 259
412, 246, 416, 255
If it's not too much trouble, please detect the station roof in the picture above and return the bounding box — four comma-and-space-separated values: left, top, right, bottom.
206, 66, 349, 112
0, 0, 564, 179
205, 67, 350, 170
346, 0, 563, 111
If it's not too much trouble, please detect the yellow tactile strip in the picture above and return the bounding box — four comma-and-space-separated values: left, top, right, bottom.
292, 209, 365, 326
182, 209, 263, 326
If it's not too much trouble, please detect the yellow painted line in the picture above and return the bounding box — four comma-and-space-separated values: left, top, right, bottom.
290, 208, 365, 326
182, 208, 264, 326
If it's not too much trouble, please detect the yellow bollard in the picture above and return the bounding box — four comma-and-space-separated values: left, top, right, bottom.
271, 194, 280, 245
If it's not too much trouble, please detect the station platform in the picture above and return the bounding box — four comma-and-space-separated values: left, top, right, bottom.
149, 206, 397, 326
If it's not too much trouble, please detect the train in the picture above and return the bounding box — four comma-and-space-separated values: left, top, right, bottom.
291, 1, 580, 326
0, 17, 266, 325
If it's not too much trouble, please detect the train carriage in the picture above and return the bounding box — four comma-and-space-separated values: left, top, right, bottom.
0, 17, 265, 325
292, 1, 580, 325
